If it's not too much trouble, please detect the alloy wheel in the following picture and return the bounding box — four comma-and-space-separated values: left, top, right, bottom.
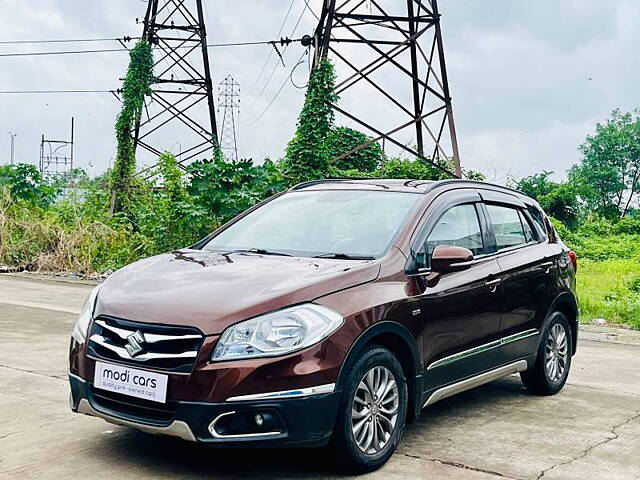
545, 323, 568, 382
351, 366, 400, 454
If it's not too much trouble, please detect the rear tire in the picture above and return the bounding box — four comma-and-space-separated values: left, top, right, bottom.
521, 312, 572, 395
331, 346, 408, 473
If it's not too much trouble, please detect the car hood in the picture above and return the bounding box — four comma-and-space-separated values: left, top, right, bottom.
94, 249, 380, 335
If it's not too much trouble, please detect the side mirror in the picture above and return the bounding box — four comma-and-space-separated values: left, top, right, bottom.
431, 245, 474, 273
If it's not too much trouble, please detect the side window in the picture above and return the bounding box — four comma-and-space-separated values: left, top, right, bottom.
526, 204, 548, 240
519, 210, 536, 243
486, 204, 528, 250
416, 204, 484, 268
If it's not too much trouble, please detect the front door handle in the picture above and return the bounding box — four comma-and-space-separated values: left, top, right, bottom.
485, 278, 501, 293
540, 261, 555, 273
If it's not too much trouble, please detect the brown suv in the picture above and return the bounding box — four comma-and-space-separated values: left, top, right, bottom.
69, 179, 579, 472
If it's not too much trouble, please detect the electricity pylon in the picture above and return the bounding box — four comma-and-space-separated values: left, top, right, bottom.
314, 0, 461, 177
134, 0, 218, 169
218, 75, 240, 162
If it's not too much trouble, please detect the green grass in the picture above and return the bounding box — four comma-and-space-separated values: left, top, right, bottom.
578, 259, 640, 329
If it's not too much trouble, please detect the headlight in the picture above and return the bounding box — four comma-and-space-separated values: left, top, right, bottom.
71, 285, 100, 342
212, 304, 343, 361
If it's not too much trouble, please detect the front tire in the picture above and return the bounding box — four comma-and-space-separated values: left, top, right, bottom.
331, 346, 408, 473
521, 312, 572, 395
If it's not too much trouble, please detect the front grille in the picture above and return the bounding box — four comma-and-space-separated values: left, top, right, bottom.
88, 316, 204, 373
90, 385, 176, 425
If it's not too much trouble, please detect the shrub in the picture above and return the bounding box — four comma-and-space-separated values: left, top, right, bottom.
0, 164, 58, 207
0, 190, 151, 274
326, 127, 383, 172
628, 275, 640, 293
378, 157, 451, 180
613, 216, 640, 235
188, 157, 285, 227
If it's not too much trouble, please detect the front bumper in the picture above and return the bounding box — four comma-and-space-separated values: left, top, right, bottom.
69, 373, 340, 447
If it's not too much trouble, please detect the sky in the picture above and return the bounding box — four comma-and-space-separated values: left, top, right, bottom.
0, 0, 638, 183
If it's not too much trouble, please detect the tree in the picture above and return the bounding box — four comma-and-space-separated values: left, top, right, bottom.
0, 164, 58, 207
378, 157, 449, 180
326, 127, 383, 172
109, 40, 154, 215
378, 156, 485, 181
283, 59, 338, 184
516, 171, 579, 227
187, 156, 285, 227
570, 109, 640, 219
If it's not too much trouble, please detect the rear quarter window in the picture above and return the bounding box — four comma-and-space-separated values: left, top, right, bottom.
526, 204, 549, 241
486, 204, 527, 250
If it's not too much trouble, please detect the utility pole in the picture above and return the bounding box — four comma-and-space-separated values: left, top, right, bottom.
313, 0, 462, 178
134, 0, 219, 170
8, 132, 16, 164
217, 75, 240, 162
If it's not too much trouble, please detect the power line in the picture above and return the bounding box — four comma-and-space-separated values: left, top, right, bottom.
0, 39, 302, 58
302, 0, 320, 21
248, 50, 308, 126
0, 89, 115, 94
0, 48, 126, 58
247, 0, 297, 95
248, 2, 310, 110
0, 36, 137, 45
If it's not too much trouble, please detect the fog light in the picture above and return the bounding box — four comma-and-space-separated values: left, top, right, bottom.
209, 410, 284, 438
255, 413, 264, 427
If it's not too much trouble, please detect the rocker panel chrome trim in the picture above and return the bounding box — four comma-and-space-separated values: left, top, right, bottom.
423, 360, 528, 408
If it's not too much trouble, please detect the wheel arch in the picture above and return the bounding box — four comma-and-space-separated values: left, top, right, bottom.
546, 292, 579, 355
336, 321, 423, 422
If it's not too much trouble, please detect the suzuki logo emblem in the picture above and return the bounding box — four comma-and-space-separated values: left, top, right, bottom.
125, 330, 146, 357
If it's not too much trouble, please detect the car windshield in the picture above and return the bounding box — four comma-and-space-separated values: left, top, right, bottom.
202, 189, 421, 259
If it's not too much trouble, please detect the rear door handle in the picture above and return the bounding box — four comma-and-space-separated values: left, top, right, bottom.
540, 261, 555, 273
485, 278, 501, 293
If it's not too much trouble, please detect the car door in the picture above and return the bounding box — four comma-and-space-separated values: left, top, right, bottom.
410, 190, 503, 391
479, 194, 560, 364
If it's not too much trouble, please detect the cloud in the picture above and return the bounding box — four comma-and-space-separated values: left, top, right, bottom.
0, 0, 637, 181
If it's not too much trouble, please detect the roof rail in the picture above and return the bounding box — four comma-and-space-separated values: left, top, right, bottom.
403, 179, 433, 188
290, 178, 389, 191
290, 179, 350, 191
427, 178, 527, 197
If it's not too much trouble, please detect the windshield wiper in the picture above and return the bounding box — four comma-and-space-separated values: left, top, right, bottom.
227, 248, 293, 257
313, 253, 375, 260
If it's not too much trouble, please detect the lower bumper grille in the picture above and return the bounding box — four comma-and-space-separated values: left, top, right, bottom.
90, 385, 176, 425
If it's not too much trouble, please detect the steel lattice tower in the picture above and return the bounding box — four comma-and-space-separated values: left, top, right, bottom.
135, 0, 218, 168
314, 0, 461, 177
217, 75, 240, 162
39, 117, 74, 179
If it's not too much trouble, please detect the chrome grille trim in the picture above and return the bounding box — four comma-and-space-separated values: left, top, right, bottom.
94, 319, 202, 344
90, 334, 199, 362
88, 316, 204, 373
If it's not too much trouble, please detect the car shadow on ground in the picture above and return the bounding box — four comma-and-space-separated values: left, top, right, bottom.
97, 376, 530, 479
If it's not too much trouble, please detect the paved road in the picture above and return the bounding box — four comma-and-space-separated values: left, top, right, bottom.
1, 274, 639, 480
